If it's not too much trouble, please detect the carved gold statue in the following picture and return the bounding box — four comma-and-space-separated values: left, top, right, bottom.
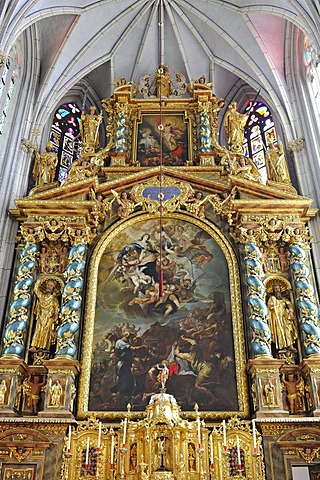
228, 155, 262, 182
282, 372, 304, 414
0, 379, 7, 405
30, 278, 61, 351
263, 378, 276, 406
80, 106, 103, 154
64, 157, 100, 184
156, 64, 172, 98
32, 141, 58, 186
48, 379, 63, 407
266, 142, 291, 184
224, 101, 246, 153
112, 190, 136, 218
267, 284, 297, 351
22, 374, 46, 414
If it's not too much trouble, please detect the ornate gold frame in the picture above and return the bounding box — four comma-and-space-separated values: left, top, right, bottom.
132, 109, 194, 166
78, 211, 249, 420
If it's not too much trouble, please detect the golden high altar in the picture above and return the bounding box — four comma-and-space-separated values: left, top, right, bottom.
61, 391, 265, 480
0, 65, 320, 480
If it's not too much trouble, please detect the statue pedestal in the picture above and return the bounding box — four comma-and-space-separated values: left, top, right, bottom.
110, 152, 128, 166
39, 358, 80, 418
0, 357, 28, 415
247, 358, 287, 417
199, 153, 216, 166
300, 357, 320, 416
151, 472, 174, 480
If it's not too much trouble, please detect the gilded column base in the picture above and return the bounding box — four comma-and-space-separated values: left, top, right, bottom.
151, 472, 175, 480
110, 152, 128, 166
247, 358, 287, 418
300, 357, 320, 416
0, 357, 28, 415
199, 153, 216, 166
38, 358, 80, 418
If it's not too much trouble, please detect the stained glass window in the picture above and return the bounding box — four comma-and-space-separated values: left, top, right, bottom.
49, 102, 81, 182
243, 100, 277, 183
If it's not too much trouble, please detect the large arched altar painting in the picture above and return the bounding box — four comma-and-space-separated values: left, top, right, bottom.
86, 216, 243, 414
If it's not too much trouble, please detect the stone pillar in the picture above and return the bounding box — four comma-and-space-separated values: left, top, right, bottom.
55, 243, 87, 358
1, 242, 39, 357
247, 359, 287, 418
288, 242, 320, 356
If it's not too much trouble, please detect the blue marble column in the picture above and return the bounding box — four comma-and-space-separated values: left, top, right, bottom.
289, 243, 320, 356
243, 242, 272, 357
55, 243, 86, 358
114, 108, 127, 152
199, 109, 212, 152
2, 243, 39, 357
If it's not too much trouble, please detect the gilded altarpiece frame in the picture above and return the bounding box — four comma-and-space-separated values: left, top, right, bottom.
78, 213, 248, 419
133, 112, 191, 166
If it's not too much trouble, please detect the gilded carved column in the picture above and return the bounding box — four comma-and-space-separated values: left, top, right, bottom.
0, 241, 39, 413
2, 242, 39, 357
55, 242, 87, 358
41, 234, 87, 417
231, 223, 290, 417
114, 103, 128, 153
287, 230, 320, 415
108, 101, 129, 165
199, 103, 212, 153
232, 232, 272, 357
287, 234, 320, 356
239, 217, 320, 416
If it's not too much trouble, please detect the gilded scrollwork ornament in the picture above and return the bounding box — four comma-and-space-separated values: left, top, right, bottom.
63, 156, 100, 184
226, 153, 262, 182
298, 446, 320, 463
42, 218, 68, 242
19, 224, 45, 244
20, 137, 38, 154
67, 225, 96, 246
111, 189, 137, 218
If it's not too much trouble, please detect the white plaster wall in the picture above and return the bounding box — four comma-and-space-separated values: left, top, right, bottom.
292, 466, 310, 480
